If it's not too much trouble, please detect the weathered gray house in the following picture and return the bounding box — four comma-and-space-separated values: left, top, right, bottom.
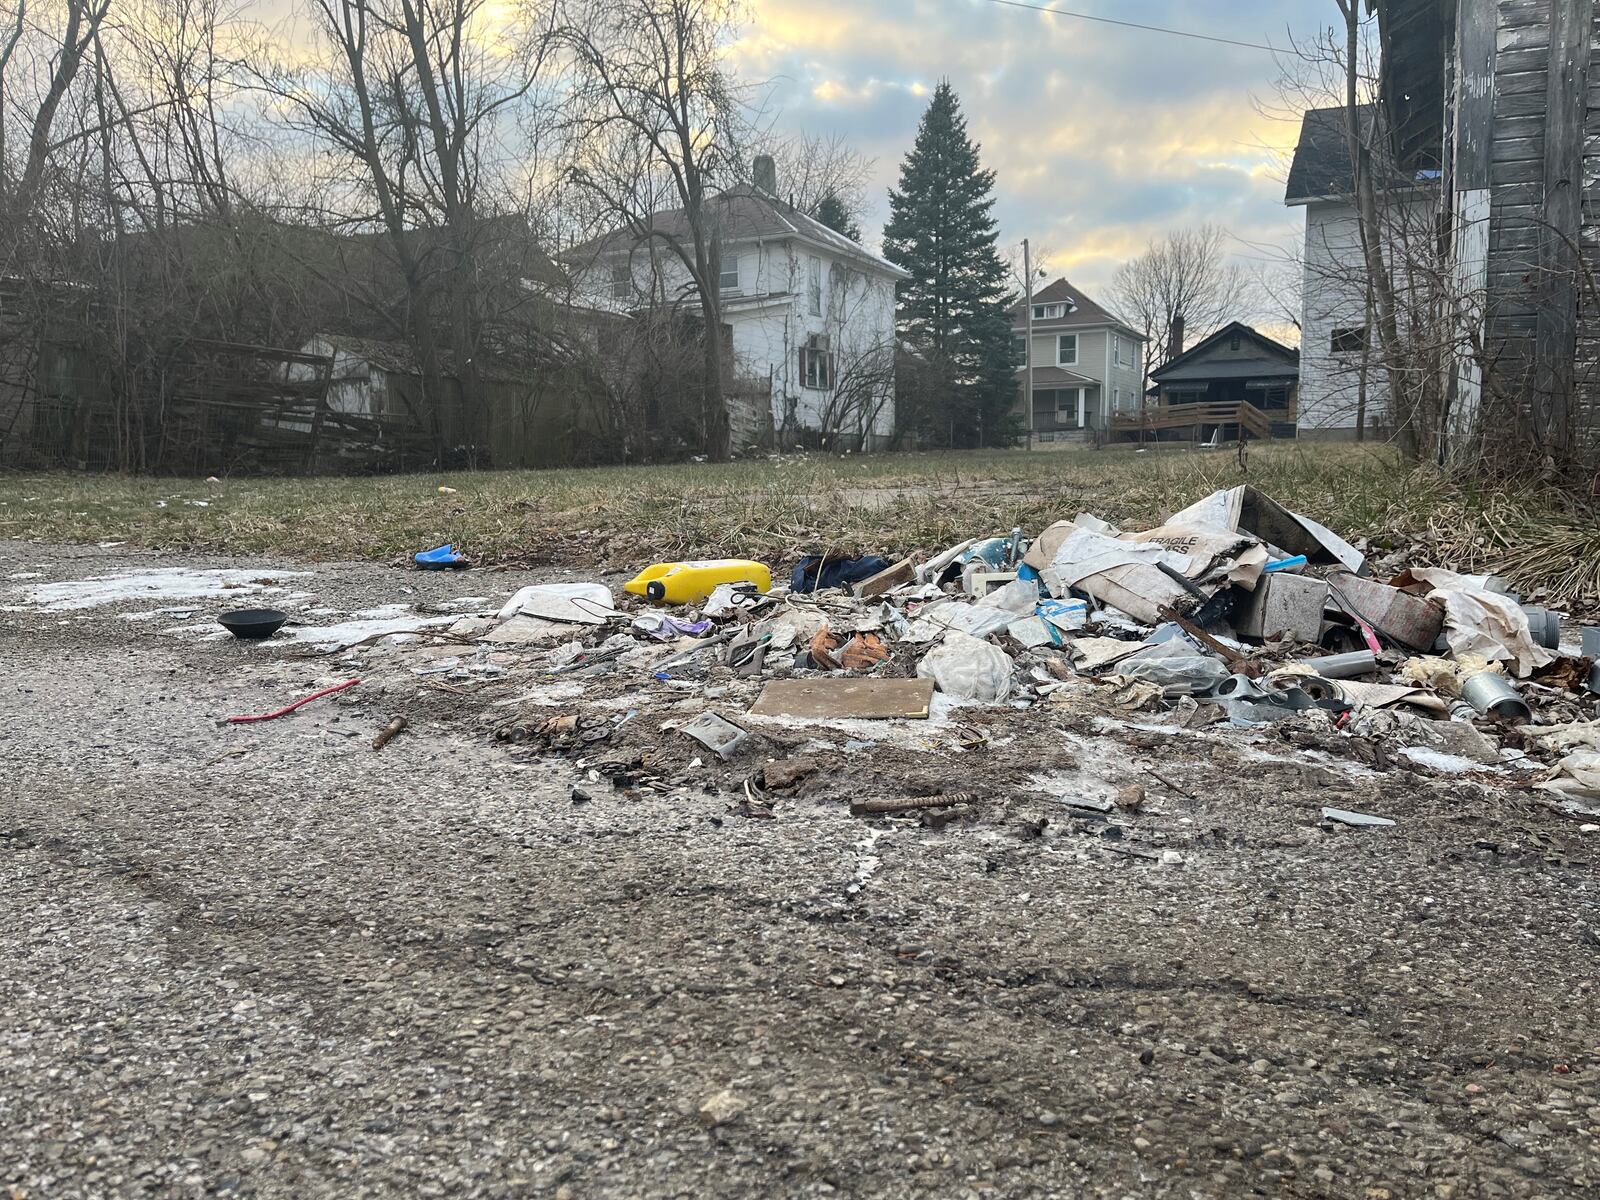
1375, 0, 1600, 466
1134, 322, 1300, 444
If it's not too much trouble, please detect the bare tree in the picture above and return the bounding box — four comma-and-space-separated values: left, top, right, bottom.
770, 131, 871, 235
1268, 6, 1458, 460
1108, 224, 1252, 386
248, 0, 557, 459
560, 0, 750, 460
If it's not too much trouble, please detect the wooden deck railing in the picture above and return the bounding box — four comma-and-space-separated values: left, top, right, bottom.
1109, 402, 1289, 441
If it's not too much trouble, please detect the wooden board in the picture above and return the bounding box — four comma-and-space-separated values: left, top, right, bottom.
852, 557, 916, 598
747, 677, 935, 720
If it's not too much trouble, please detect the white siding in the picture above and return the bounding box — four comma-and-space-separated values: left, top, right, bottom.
572, 237, 899, 446
1297, 197, 1427, 433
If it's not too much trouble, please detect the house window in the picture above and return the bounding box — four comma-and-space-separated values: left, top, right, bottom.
1033, 303, 1067, 320
800, 340, 833, 390
609, 263, 631, 301
1228, 332, 1241, 351
1056, 388, 1078, 414
1112, 387, 1122, 410
807, 255, 822, 316
719, 253, 740, 292
1330, 326, 1367, 354
1012, 335, 1027, 366
1056, 334, 1077, 366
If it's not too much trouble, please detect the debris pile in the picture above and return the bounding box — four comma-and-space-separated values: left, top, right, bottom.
420, 484, 1600, 827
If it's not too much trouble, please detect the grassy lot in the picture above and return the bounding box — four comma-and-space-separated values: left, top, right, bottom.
3, 442, 1598, 600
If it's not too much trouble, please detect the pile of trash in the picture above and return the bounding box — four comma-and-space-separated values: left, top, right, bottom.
439, 485, 1600, 820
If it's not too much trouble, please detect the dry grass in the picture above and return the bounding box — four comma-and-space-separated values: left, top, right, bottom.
2, 442, 1595, 602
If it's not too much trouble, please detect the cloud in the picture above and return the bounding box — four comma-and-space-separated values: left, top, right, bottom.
736, 0, 1312, 300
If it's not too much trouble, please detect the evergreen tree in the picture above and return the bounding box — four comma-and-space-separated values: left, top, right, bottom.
882, 82, 1020, 447
813, 191, 861, 241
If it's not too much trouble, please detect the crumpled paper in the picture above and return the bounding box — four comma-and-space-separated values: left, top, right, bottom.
1406, 568, 1555, 678
1530, 722, 1600, 798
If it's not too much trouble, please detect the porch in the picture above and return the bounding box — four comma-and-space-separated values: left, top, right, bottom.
1110, 378, 1298, 443
1024, 382, 1101, 444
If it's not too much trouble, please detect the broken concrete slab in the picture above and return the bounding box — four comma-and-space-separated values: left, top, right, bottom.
1233, 572, 1329, 643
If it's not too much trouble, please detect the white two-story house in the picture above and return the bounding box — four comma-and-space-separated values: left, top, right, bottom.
564, 159, 908, 451
1285, 105, 1434, 440
1008, 278, 1146, 445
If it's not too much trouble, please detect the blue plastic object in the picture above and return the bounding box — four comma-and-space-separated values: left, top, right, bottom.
415, 543, 470, 569
1263, 554, 1307, 573
1017, 562, 1041, 583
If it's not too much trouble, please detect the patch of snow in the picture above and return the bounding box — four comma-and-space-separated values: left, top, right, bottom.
742, 707, 953, 750
6, 571, 43, 580
16, 567, 310, 611
120, 606, 197, 622
847, 828, 881, 897
493, 682, 591, 705
1400, 745, 1490, 774
276, 611, 456, 649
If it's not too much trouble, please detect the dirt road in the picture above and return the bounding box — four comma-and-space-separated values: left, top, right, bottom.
3, 543, 1597, 1199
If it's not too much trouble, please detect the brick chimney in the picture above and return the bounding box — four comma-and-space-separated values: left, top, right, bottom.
752, 154, 776, 195
1168, 312, 1185, 362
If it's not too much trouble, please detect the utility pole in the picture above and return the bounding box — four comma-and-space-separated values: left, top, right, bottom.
1023, 238, 1034, 450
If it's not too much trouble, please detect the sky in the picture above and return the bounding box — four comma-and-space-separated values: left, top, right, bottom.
731, 0, 1324, 306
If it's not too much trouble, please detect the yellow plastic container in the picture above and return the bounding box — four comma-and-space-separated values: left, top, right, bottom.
624, 559, 772, 605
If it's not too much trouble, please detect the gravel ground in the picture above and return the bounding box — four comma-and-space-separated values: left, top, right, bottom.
3, 541, 1599, 1200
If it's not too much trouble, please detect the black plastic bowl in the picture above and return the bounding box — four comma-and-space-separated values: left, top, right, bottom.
218, 608, 288, 639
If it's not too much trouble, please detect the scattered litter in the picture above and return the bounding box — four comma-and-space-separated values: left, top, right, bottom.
1058, 795, 1115, 813
498, 582, 614, 625
227, 678, 360, 724
415, 543, 470, 569
372, 716, 408, 749
678, 712, 749, 760
633, 612, 713, 641
626, 559, 771, 604
793, 554, 892, 594
218, 608, 288, 640
916, 632, 1014, 702
850, 792, 977, 817
1321, 807, 1396, 829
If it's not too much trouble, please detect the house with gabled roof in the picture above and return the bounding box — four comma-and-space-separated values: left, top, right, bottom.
563, 165, 909, 451
1006, 278, 1146, 445
1135, 321, 1299, 444
1284, 104, 1426, 440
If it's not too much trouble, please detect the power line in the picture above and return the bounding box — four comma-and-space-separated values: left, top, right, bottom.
979, 0, 1280, 54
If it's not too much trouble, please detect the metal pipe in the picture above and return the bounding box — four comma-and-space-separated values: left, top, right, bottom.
1520, 605, 1560, 650
1460, 672, 1532, 721
1296, 650, 1378, 679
